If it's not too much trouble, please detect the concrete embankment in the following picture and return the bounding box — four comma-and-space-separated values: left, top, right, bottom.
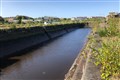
64, 30, 101, 80
0, 23, 86, 58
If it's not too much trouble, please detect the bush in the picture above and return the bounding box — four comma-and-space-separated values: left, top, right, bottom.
98, 18, 120, 37
93, 17, 120, 80
93, 38, 120, 80
10, 24, 16, 29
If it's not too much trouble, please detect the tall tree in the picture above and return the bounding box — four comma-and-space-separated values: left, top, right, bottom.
0, 16, 4, 23
16, 16, 22, 24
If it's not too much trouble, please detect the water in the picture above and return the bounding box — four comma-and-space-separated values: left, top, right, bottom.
1, 28, 91, 80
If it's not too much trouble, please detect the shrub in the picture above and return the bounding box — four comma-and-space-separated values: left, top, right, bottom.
93, 38, 120, 80
93, 17, 120, 80
98, 18, 120, 37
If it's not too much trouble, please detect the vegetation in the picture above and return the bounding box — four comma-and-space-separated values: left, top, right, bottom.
0, 16, 82, 29
0, 23, 85, 42
0, 16, 5, 24
0, 15, 86, 42
98, 18, 120, 37
89, 17, 120, 80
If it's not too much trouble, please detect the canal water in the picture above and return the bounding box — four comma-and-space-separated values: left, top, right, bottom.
1, 28, 91, 80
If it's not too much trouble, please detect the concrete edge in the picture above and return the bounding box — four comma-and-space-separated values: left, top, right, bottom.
64, 31, 92, 80
64, 30, 101, 80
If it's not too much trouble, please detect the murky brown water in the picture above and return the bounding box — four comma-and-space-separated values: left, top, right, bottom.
1, 28, 91, 80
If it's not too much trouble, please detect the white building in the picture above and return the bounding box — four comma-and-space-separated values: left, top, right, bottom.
22, 19, 33, 22
44, 22, 48, 25
71, 17, 87, 21
34, 19, 42, 22
71, 17, 76, 20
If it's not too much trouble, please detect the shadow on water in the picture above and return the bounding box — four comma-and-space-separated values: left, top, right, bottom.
0, 58, 19, 76
0, 59, 19, 69
0, 33, 66, 70
0, 28, 91, 80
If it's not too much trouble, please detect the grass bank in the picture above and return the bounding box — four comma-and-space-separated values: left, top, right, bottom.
65, 17, 120, 80
90, 17, 120, 80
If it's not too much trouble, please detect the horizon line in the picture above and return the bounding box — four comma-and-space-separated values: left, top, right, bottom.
1, 15, 107, 18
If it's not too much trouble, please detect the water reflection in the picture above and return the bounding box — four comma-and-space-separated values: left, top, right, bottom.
1, 28, 91, 80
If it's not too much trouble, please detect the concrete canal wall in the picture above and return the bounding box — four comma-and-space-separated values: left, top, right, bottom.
64, 30, 101, 80
0, 23, 86, 58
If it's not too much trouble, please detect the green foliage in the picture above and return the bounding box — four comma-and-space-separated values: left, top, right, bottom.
97, 26, 119, 37
10, 24, 16, 29
93, 38, 120, 80
97, 27, 108, 37
98, 18, 120, 37
92, 17, 120, 80
16, 16, 22, 24
0, 16, 5, 24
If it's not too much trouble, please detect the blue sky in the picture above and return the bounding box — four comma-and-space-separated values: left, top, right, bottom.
0, 0, 120, 18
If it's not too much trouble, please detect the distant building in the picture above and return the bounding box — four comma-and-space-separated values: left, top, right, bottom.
22, 19, 34, 23
34, 18, 42, 22
118, 13, 120, 17
71, 17, 75, 20
5, 16, 34, 23
71, 17, 87, 21
13, 20, 19, 23
44, 21, 51, 25
106, 12, 120, 20
77, 17, 88, 20
108, 12, 118, 17
5, 17, 16, 22
44, 22, 48, 25
43, 16, 60, 22
91, 16, 105, 19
